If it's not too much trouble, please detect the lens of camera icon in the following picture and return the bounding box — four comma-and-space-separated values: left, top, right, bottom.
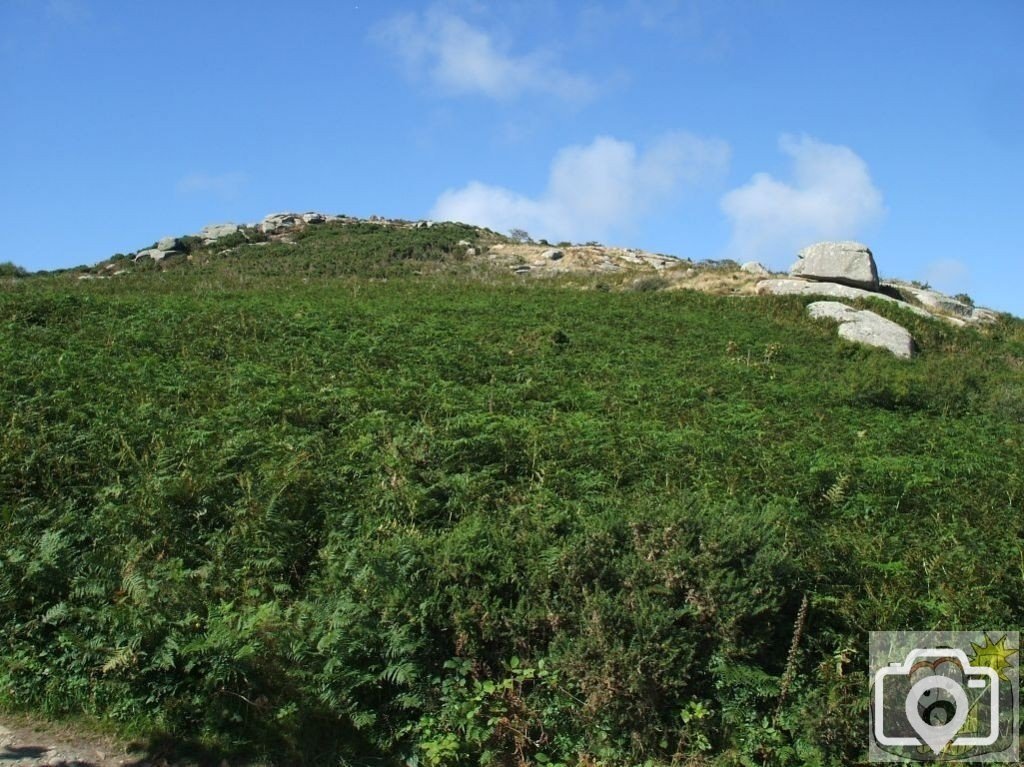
904, 675, 970, 753
873, 648, 1000, 755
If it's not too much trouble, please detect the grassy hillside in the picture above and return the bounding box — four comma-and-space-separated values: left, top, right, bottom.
2, 224, 1023, 765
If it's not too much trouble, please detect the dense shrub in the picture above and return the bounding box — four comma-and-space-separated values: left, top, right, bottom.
1, 232, 1023, 765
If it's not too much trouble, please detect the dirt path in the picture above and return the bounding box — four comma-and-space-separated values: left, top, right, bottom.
0, 716, 154, 767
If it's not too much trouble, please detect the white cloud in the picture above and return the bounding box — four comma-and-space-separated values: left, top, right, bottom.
720, 134, 885, 265
175, 172, 247, 200
374, 8, 597, 102
431, 133, 730, 242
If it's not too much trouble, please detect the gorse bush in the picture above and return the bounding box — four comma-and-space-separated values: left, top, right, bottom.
1, 226, 1023, 765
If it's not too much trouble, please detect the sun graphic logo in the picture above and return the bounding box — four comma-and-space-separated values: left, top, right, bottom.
970, 635, 1017, 681
870, 631, 1019, 762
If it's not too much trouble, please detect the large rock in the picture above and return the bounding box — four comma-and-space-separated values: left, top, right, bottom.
756, 279, 932, 318
134, 248, 175, 262
790, 241, 879, 290
199, 223, 240, 242
741, 261, 770, 275
969, 307, 1000, 323
807, 301, 915, 359
156, 236, 180, 251
259, 213, 302, 234
885, 283, 998, 323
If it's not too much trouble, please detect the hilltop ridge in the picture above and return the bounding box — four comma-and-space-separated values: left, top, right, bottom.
52, 211, 1000, 315
31, 210, 1007, 361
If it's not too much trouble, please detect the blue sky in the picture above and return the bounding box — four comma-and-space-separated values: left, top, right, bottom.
2, 0, 1022, 314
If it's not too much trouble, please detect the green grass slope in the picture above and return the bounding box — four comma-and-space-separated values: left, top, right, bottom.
1, 224, 1023, 765
90, 220, 499, 281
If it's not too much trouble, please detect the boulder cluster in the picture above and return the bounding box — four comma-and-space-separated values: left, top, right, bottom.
754, 241, 998, 358
133, 235, 187, 263
257, 211, 343, 234
130, 212, 437, 263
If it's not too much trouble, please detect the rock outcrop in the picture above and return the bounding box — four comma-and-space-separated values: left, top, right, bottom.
259, 213, 303, 235
134, 237, 183, 262
895, 284, 972, 317
884, 282, 998, 324
755, 278, 932, 319
790, 241, 879, 290
807, 301, 915, 359
756, 241, 999, 330
199, 223, 240, 243
751, 240, 1008, 359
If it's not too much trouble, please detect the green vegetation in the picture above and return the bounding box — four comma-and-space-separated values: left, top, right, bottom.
146, 221, 490, 282
629, 276, 670, 292
1, 223, 1023, 765
954, 293, 975, 307
0, 261, 28, 278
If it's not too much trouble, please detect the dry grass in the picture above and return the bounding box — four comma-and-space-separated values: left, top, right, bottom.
665, 268, 764, 296
479, 243, 770, 299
